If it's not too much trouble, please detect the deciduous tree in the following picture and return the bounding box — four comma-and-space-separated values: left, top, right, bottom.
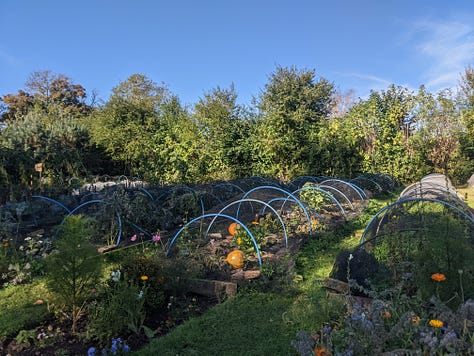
254, 66, 334, 179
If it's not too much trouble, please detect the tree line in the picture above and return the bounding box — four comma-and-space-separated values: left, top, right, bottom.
0, 66, 473, 199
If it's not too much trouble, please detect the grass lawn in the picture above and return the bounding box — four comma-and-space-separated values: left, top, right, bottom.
0, 281, 50, 338
457, 186, 474, 208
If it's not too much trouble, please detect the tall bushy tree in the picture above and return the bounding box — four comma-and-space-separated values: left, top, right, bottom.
0, 71, 103, 197
152, 95, 204, 183
1, 70, 89, 121
193, 85, 254, 180
411, 87, 465, 180
308, 115, 363, 177
345, 85, 417, 182
88, 74, 206, 184
254, 66, 334, 180
88, 74, 168, 179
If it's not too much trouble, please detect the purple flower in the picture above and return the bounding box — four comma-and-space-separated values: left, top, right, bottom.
152, 234, 161, 243
322, 326, 331, 334
87, 347, 96, 356
130, 234, 137, 242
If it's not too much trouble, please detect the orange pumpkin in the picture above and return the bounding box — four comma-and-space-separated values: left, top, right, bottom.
226, 250, 244, 269
228, 222, 240, 236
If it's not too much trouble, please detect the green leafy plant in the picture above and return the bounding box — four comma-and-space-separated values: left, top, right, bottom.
45, 215, 102, 333
232, 214, 277, 253
86, 274, 148, 344
14, 328, 36, 347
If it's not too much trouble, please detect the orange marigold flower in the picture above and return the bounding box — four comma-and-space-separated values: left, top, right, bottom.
2, 241, 9, 247
140, 275, 149, 281
314, 347, 328, 356
431, 273, 446, 282
383, 311, 392, 319
429, 319, 443, 328
228, 222, 240, 236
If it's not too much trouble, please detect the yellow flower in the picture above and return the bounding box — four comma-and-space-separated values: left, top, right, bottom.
237, 237, 243, 245
140, 275, 148, 281
251, 221, 259, 225
431, 273, 446, 282
412, 316, 421, 324
429, 319, 443, 328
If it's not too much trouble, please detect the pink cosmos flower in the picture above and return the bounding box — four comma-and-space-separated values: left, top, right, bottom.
152, 234, 161, 243
131, 234, 137, 242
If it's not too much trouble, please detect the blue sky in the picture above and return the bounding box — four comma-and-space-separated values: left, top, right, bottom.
1, 0, 473, 107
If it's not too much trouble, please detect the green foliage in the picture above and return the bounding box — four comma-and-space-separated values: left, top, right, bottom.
1, 70, 89, 122
253, 65, 334, 180
15, 328, 37, 347
345, 85, 418, 183
298, 185, 332, 212
366, 211, 474, 307
308, 117, 363, 177
245, 254, 301, 295
45, 215, 102, 332
2, 66, 474, 189
193, 85, 247, 180
0, 206, 53, 286
119, 252, 168, 311
295, 298, 474, 355
86, 276, 148, 345
0, 110, 91, 194
0, 281, 50, 338
232, 215, 278, 253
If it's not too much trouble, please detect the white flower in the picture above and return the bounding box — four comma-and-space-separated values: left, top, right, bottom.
137, 290, 144, 299
349, 253, 354, 261
111, 270, 121, 282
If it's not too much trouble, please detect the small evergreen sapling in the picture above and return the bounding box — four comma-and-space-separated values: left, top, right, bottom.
45, 215, 102, 333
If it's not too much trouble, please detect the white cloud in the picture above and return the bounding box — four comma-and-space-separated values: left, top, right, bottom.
411, 19, 474, 91
332, 71, 394, 99
343, 72, 393, 87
